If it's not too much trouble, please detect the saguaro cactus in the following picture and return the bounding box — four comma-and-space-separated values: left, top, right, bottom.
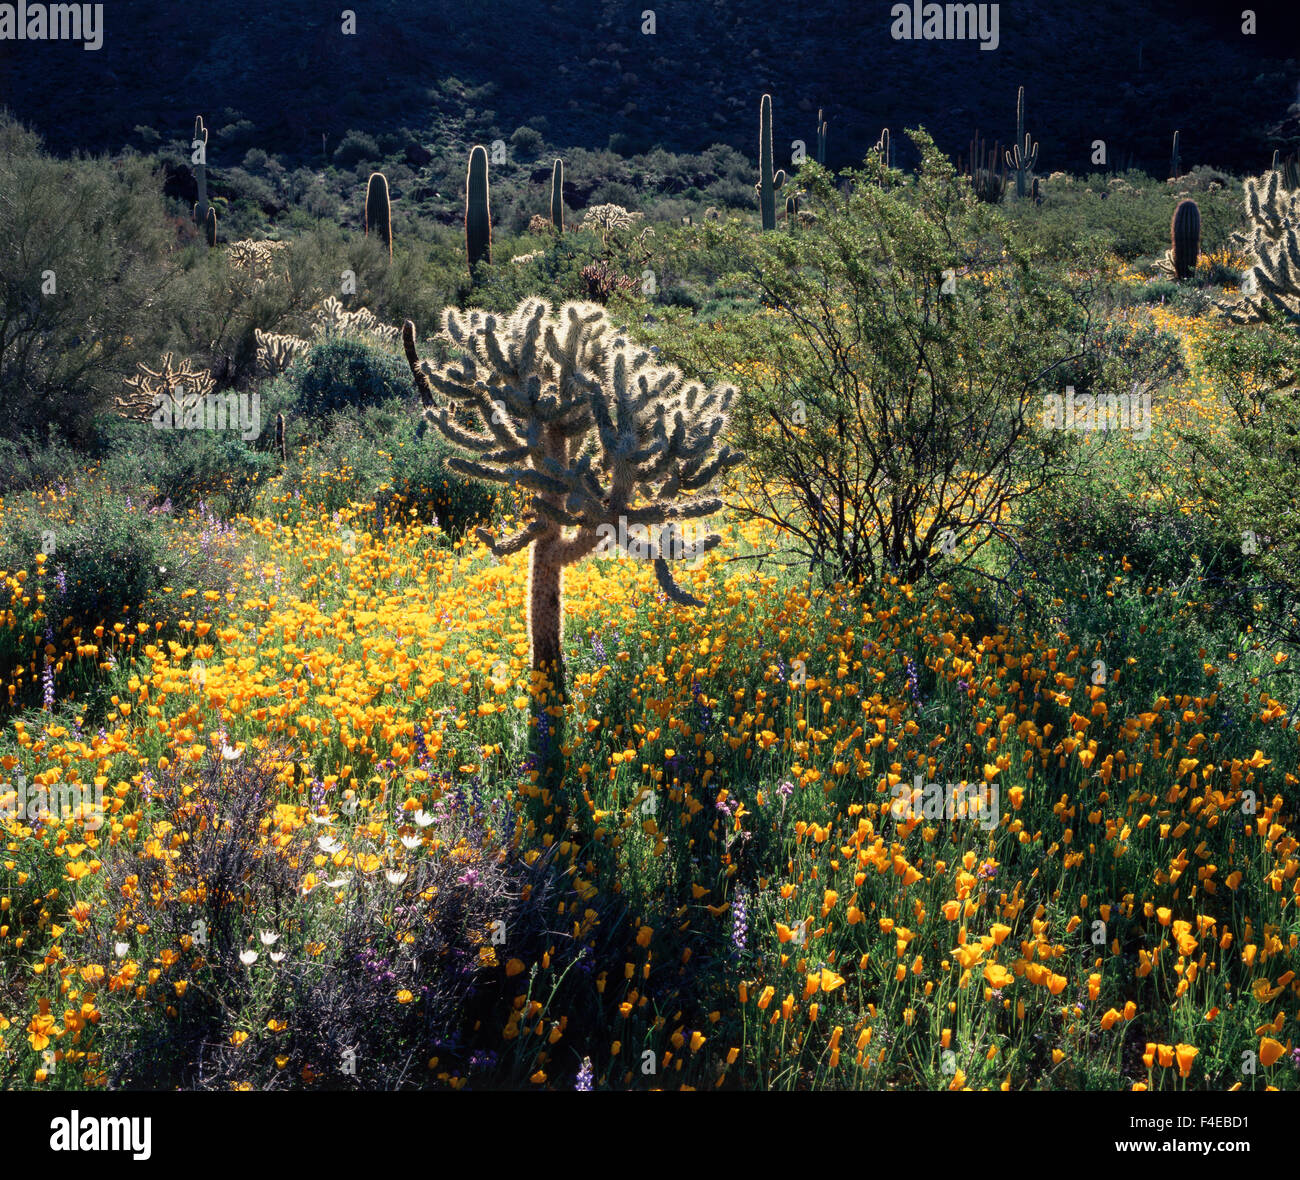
402, 299, 744, 697
816, 108, 828, 166
465, 145, 492, 272
876, 127, 893, 168
550, 158, 564, 232
365, 171, 392, 259
204, 206, 217, 248
756, 94, 786, 231
193, 115, 209, 227
1170, 130, 1181, 180
1171, 198, 1200, 280
1004, 86, 1039, 198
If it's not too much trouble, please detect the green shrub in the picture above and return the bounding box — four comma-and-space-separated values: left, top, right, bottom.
284, 337, 413, 419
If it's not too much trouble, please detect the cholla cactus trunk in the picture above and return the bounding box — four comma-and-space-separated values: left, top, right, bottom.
466, 145, 492, 273
550, 159, 564, 233
275, 412, 286, 463
757, 94, 786, 231
1171, 199, 1200, 280
365, 171, 392, 259
816, 109, 828, 166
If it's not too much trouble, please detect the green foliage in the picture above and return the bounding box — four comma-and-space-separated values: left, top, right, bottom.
0, 113, 182, 445
654, 135, 1101, 586
281, 336, 413, 419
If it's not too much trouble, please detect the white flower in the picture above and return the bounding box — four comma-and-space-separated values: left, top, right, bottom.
317, 835, 344, 854
385, 869, 408, 885
259, 930, 280, 946
309, 813, 334, 825
114, 941, 129, 958
221, 742, 242, 761
413, 809, 435, 828
400, 834, 422, 850
239, 950, 258, 966
269, 951, 286, 963
325, 876, 351, 889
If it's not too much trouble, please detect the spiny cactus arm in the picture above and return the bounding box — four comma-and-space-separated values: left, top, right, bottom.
623, 495, 724, 526
676, 445, 746, 492
531, 497, 588, 529
555, 528, 603, 566
476, 520, 547, 557
400, 320, 436, 413
654, 555, 706, 607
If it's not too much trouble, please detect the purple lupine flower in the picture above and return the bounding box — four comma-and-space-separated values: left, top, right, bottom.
777, 780, 795, 799
575, 1057, 594, 1091
592, 633, 607, 664
54, 566, 67, 597
42, 663, 55, 711
904, 657, 921, 706
731, 888, 749, 953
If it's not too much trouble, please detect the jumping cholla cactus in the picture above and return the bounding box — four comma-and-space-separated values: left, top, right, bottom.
580, 203, 639, 249
1216, 169, 1300, 323
254, 329, 310, 377
401, 298, 745, 693
311, 295, 400, 345
117, 354, 215, 419
254, 298, 399, 377
1004, 86, 1039, 199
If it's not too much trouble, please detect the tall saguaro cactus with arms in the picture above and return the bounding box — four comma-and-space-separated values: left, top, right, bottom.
1004, 86, 1038, 199
757, 94, 786, 231
402, 299, 744, 701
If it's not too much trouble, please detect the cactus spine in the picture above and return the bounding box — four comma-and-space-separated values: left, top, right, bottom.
465, 145, 492, 272
193, 115, 209, 227
550, 158, 564, 233
365, 171, 392, 260
1171, 199, 1200, 280
1170, 130, 1181, 180
203, 206, 217, 248
816, 108, 828, 166
1004, 86, 1039, 199
757, 94, 786, 231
